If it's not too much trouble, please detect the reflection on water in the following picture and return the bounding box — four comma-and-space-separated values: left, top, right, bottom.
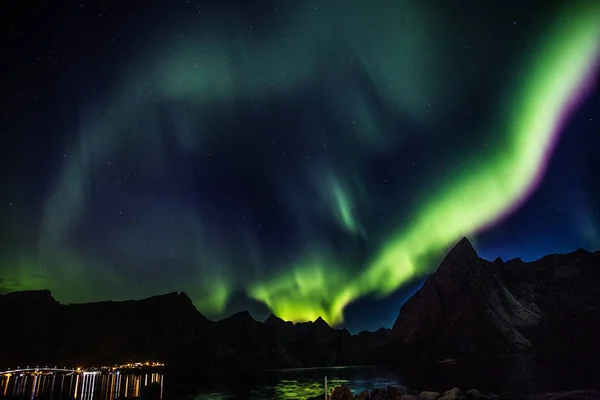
171, 355, 600, 400
176, 366, 404, 400
3, 356, 600, 400
0, 366, 397, 400
0, 371, 163, 400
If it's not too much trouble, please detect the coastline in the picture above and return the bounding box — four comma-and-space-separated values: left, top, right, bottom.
311, 385, 600, 400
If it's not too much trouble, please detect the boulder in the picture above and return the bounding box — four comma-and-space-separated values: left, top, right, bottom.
371, 388, 390, 400
331, 385, 354, 400
388, 386, 409, 398
399, 395, 417, 400
419, 392, 441, 400
355, 390, 370, 400
528, 390, 600, 399
465, 389, 482, 399
439, 388, 464, 400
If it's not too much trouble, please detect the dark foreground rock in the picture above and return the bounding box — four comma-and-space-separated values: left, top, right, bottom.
528, 391, 600, 400
313, 386, 600, 400
391, 238, 600, 364
331, 385, 354, 399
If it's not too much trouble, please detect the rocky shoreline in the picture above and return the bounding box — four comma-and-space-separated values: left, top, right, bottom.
307, 385, 600, 400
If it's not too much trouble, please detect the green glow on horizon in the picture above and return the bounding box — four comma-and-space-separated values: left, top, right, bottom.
250, 260, 355, 324
194, 279, 230, 316
249, 2, 600, 325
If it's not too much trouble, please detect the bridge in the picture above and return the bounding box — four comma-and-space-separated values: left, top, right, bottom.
0, 367, 79, 376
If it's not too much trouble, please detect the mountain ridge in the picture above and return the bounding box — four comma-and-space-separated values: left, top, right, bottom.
391, 238, 600, 364
2, 239, 599, 369
0, 288, 390, 369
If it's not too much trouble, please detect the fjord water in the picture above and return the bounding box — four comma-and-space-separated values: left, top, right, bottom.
0, 366, 401, 400
169, 356, 600, 399
2, 356, 600, 399
0, 371, 165, 399
168, 366, 403, 399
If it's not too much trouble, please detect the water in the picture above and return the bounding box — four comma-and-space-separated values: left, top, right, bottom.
405, 354, 600, 395
0, 371, 163, 399
169, 366, 402, 400
0, 366, 400, 400
2, 355, 600, 400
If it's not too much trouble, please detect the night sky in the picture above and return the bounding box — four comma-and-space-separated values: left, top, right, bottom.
1, 0, 599, 333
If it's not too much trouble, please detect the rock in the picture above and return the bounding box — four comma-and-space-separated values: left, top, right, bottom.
355, 390, 369, 400
370, 388, 390, 400
528, 390, 600, 399
465, 389, 482, 399
399, 395, 417, 400
439, 388, 464, 400
388, 385, 409, 398
419, 391, 441, 400
331, 385, 354, 400
436, 359, 457, 365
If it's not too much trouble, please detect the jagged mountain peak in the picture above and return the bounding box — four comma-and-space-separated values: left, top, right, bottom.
314, 316, 330, 326
264, 313, 282, 323
392, 245, 600, 364
0, 289, 392, 369
435, 237, 481, 276
226, 310, 255, 322
450, 237, 478, 259
264, 313, 291, 326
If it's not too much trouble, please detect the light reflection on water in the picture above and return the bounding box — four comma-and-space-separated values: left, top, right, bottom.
180, 366, 404, 400
4, 356, 600, 399
0, 371, 163, 400
0, 367, 395, 400
174, 355, 600, 399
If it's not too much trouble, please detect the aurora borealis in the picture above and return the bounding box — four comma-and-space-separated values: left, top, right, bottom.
1, 0, 599, 332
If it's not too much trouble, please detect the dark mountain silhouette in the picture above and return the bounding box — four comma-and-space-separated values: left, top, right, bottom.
391, 237, 600, 364
1, 238, 599, 370
0, 290, 388, 370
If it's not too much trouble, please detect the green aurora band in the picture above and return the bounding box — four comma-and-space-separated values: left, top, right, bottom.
248, 2, 600, 325
18, 1, 443, 309
3, 2, 599, 326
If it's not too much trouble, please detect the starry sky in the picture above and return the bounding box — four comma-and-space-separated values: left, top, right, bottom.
1, 0, 599, 333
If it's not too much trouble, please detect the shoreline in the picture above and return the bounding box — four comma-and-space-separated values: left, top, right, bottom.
311, 385, 600, 400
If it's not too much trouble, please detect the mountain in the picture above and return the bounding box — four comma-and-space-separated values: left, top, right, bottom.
0, 289, 61, 364
0, 291, 208, 367
3, 239, 597, 370
0, 290, 389, 370
391, 238, 600, 364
